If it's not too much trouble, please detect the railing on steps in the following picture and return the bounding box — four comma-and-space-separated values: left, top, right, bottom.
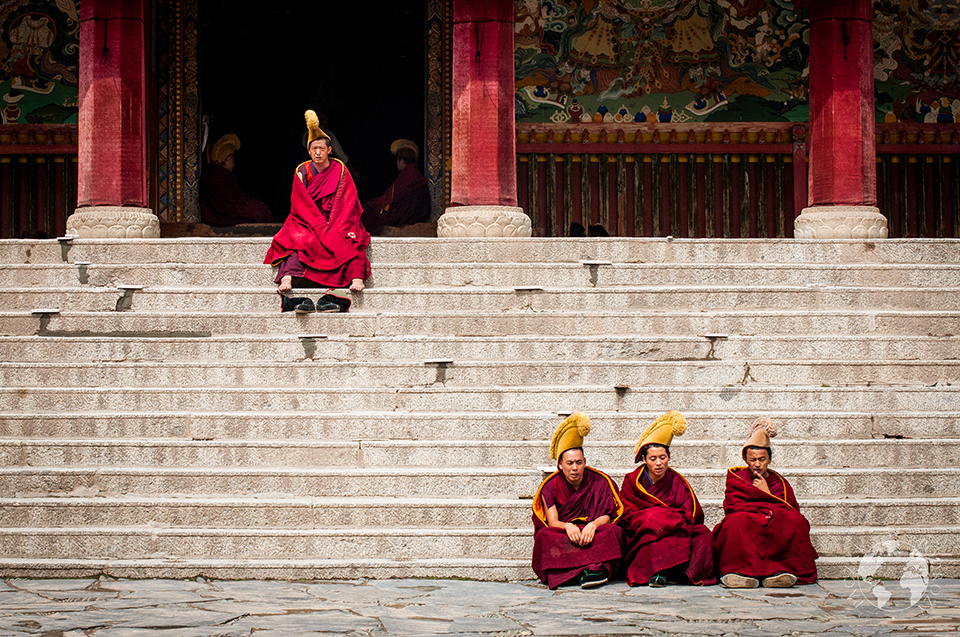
0, 124, 78, 239
876, 123, 960, 239
516, 122, 807, 239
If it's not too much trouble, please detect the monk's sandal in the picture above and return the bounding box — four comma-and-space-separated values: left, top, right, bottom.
721, 573, 760, 589
762, 573, 797, 588
580, 569, 608, 589
648, 572, 668, 587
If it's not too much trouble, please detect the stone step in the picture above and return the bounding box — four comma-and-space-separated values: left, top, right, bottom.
2, 525, 957, 561
5, 310, 955, 338
7, 285, 960, 313
4, 496, 957, 529
9, 262, 960, 289
4, 554, 956, 580
5, 237, 959, 266
4, 466, 958, 499
4, 411, 952, 441
3, 385, 957, 414
4, 438, 957, 470
2, 334, 960, 363
3, 359, 957, 388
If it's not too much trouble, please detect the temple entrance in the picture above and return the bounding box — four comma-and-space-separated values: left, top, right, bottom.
198, 1, 426, 224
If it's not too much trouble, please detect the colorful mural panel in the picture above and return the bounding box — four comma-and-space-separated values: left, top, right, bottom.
0, 0, 79, 124
514, 0, 809, 125
875, 0, 960, 123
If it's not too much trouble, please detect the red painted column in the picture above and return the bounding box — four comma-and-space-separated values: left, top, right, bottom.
450, 0, 516, 207
807, 0, 875, 207
77, 0, 148, 208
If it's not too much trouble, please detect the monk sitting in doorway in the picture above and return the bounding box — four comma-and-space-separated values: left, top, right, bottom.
361, 139, 431, 235
199, 134, 274, 227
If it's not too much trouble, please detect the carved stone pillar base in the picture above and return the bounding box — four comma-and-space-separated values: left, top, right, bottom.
66, 207, 161, 238
794, 205, 888, 239
437, 206, 532, 238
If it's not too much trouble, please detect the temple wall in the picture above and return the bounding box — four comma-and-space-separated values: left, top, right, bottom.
0, 0, 79, 125
514, 0, 960, 126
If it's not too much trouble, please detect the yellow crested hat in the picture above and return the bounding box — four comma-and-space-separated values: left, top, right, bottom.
742, 417, 777, 454
305, 110, 329, 146
550, 412, 591, 461
211, 134, 240, 164
633, 411, 686, 462
390, 138, 419, 160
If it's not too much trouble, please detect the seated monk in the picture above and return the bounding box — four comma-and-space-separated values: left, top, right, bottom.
199, 134, 274, 226
360, 139, 430, 235
618, 411, 716, 587
532, 413, 624, 589
713, 417, 818, 588
264, 110, 371, 313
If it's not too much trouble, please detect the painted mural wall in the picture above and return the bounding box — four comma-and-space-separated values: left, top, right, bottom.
0, 0, 79, 125
515, 0, 960, 126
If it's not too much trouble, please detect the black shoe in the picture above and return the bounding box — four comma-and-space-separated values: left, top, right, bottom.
580, 568, 609, 589
648, 572, 668, 588
294, 298, 316, 314
315, 299, 341, 313
320, 292, 351, 312
281, 297, 311, 313
569, 222, 586, 237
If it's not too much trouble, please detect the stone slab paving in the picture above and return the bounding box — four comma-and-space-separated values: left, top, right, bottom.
0, 578, 957, 637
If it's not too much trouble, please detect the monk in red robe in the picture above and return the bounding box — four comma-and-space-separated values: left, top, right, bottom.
264, 111, 371, 312
361, 139, 431, 235
199, 134, 274, 226
618, 411, 716, 587
532, 413, 624, 589
713, 418, 818, 588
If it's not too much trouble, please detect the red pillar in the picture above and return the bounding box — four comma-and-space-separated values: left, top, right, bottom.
77, 0, 148, 208
450, 0, 516, 207
807, 0, 876, 207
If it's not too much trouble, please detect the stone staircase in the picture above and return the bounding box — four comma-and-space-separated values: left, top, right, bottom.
1, 237, 958, 580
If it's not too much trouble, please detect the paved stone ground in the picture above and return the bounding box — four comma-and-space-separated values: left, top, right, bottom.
1, 578, 958, 637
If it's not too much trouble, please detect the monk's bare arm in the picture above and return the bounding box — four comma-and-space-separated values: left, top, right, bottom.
579, 515, 612, 546
545, 504, 582, 544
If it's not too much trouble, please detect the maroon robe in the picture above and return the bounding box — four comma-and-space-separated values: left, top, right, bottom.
264, 159, 371, 288
199, 162, 274, 226
618, 466, 717, 586
361, 162, 430, 235
532, 467, 625, 588
712, 467, 818, 584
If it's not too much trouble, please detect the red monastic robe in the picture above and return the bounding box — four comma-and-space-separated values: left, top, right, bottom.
618, 466, 717, 586
532, 467, 625, 589
199, 162, 274, 227
712, 467, 818, 584
264, 159, 371, 287
361, 162, 431, 234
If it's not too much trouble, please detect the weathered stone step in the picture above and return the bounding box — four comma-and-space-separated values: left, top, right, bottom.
3, 385, 957, 413
5, 237, 958, 266
5, 310, 955, 338
4, 554, 955, 580
7, 285, 960, 312
4, 466, 957, 499
3, 525, 957, 561
2, 334, 959, 363
4, 359, 957, 388
4, 496, 956, 529
4, 438, 956, 470
5, 411, 952, 441
0, 556, 534, 581
9, 261, 960, 288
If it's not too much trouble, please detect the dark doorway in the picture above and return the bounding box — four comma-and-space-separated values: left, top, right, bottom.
199, 2, 426, 222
